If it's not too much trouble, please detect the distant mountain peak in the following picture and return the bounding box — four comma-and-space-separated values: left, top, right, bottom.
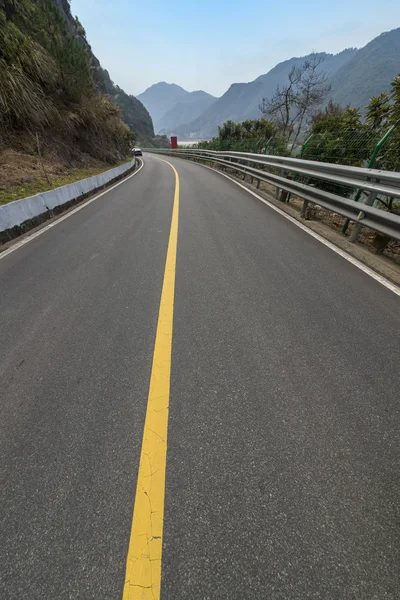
146, 81, 186, 91
139, 28, 400, 140
137, 82, 216, 132
174, 30, 398, 139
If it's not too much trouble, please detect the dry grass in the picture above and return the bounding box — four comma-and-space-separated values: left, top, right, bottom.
0, 59, 53, 127
0, 148, 130, 205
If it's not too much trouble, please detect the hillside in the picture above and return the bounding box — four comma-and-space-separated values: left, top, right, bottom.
0, 0, 153, 194
52, 0, 154, 138
330, 28, 400, 110
176, 49, 357, 138
137, 82, 216, 132
99, 68, 154, 137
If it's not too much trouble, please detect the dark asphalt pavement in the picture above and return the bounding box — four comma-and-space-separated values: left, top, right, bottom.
1, 154, 399, 599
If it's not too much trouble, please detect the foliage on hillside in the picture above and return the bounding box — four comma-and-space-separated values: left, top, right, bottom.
99, 68, 154, 137
309, 80, 400, 172
196, 73, 400, 217
296, 77, 400, 209
0, 0, 135, 164
198, 119, 285, 152
330, 29, 400, 110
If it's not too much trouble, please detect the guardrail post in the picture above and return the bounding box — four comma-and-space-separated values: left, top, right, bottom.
247, 161, 254, 183
349, 190, 379, 243
275, 168, 284, 199
300, 184, 316, 218
241, 161, 248, 182
287, 134, 314, 203
279, 174, 292, 202
300, 199, 309, 218
256, 179, 261, 189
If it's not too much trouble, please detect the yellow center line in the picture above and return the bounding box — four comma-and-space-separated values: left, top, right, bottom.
122, 158, 179, 600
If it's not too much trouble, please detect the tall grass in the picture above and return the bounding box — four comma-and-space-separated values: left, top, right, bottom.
0, 0, 134, 161
0, 60, 53, 126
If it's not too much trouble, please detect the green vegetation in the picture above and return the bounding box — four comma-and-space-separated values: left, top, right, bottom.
0, 161, 131, 205
198, 119, 283, 152
308, 81, 400, 172
200, 72, 400, 217
173, 30, 400, 140
196, 69, 400, 172
99, 68, 154, 138
306, 105, 379, 167
330, 29, 400, 110
0, 0, 137, 164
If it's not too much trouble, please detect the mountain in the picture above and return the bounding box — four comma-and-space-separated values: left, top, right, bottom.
52, 0, 154, 138
330, 29, 400, 110
98, 68, 154, 137
137, 83, 190, 126
137, 82, 216, 132
177, 29, 400, 139
156, 91, 216, 134
246, 49, 357, 119
176, 49, 357, 138
175, 82, 264, 138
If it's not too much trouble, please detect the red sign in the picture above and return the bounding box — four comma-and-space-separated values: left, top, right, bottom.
171, 136, 178, 149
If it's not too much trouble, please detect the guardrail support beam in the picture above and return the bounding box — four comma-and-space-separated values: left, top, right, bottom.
275, 168, 284, 199
349, 191, 379, 243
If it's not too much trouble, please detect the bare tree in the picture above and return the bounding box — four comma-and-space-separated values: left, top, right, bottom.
259, 66, 302, 140
260, 55, 331, 150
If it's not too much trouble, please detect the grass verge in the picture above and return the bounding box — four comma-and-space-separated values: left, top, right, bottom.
0, 160, 131, 206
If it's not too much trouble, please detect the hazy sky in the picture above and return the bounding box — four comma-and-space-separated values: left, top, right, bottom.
71, 0, 400, 97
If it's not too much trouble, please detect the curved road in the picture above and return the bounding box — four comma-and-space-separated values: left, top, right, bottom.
1, 154, 399, 599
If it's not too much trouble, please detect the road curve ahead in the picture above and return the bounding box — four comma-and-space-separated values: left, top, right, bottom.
1, 154, 399, 600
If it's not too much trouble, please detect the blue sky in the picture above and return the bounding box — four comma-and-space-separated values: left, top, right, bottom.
71, 0, 400, 97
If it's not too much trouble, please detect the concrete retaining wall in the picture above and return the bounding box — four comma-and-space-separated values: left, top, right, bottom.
0, 158, 136, 239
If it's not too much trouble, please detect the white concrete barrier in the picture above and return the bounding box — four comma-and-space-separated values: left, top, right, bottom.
0, 158, 135, 234
0, 195, 48, 231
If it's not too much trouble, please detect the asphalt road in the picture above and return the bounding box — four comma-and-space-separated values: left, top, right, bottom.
1, 154, 400, 599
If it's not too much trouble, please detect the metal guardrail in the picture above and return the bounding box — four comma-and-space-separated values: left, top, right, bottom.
145, 148, 400, 242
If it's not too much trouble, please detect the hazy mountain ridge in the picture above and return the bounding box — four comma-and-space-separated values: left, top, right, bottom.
157, 91, 216, 135
52, 0, 154, 137
330, 29, 400, 110
242, 49, 358, 120
137, 82, 189, 125
174, 81, 264, 138
137, 82, 217, 133
177, 49, 359, 138
164, 29, 400, 139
